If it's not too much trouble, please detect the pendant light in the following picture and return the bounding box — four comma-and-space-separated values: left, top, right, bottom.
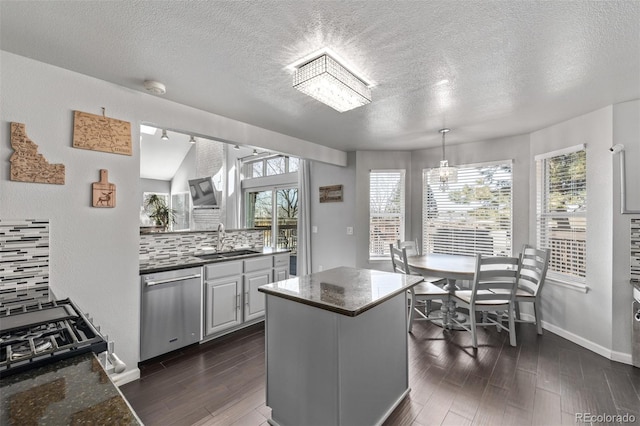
430, 128, 457, 191
160, 129, 169, 140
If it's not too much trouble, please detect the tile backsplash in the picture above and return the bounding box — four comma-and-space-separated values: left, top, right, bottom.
140, 229, 264, 261
0, 219, 50, 305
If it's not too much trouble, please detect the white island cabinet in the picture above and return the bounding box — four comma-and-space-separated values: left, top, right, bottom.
259, 266, 423, 426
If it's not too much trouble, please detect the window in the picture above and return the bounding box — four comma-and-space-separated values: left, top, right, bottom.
171, 192, 191, 231
240, 154, 300, 275
369, 170, 405, 260
244, 155, 298, 179
423, 161, 513, 256
536, 145, 586, 283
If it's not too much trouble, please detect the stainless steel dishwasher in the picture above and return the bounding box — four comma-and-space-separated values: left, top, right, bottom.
140, 267, 202, 361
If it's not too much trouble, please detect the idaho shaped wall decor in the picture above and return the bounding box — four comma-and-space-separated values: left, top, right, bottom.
10, 122, 66, 184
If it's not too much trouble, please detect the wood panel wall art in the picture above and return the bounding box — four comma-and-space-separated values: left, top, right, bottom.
319, 184, 343, 203
72, 110, 132, 155
92, 169, 116, 208
10, 122, 66, 185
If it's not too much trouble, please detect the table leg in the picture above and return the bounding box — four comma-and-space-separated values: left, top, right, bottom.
443, 278, 467, 330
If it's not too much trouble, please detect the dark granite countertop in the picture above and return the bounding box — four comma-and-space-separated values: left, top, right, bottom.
140, 247, 290, 274
258, 266, 424, 317
0, 352, 141, 425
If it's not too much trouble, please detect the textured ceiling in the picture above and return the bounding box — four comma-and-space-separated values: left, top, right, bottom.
2, 1, 639, 151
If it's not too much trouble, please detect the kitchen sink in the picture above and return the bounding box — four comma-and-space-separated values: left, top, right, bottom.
195, 249, 261, 260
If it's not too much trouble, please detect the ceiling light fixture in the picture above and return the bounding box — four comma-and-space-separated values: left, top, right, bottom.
189, 136, 196, 144
430, 128, 457, 191
292, 53, 372, 112
161, 129, 169, 140
233, 145, 240, 150
143, 80, 166, 95
252, 149, 258, 156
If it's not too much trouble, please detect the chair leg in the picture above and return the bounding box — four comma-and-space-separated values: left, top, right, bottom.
534, 300, 543, 335
426, 300, 432, 315
470, 308, 478, 348
508, 304, 516, 347
515, 302, 521, 320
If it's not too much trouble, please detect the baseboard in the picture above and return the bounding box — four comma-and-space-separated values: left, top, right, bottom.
113, 368, 141, 386
540, 320, 633, 365
611, 350, 633, 365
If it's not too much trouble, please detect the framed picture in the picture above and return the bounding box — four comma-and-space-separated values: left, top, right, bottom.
319, 185, 343, 203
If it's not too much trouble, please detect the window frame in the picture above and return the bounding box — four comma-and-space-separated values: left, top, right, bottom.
369, 169, 406, 261
422, 160, 514, 257
535, 144, 587, 285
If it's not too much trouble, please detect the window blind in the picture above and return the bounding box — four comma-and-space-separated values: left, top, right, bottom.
422, 161, 513, 257
536, 146, 587, 283
369, 170, 405, 260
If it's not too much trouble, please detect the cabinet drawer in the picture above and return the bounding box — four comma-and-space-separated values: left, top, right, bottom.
274, 254, 290, 267
244, 256, 272, 272
204, 260, 243, 280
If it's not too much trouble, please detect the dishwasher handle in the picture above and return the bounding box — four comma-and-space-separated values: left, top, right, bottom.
146, 274, 201, 287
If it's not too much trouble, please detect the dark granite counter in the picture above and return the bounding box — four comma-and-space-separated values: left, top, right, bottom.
258, 266, 423, 317
140, 247, 290, 274
0, 352, 140, 425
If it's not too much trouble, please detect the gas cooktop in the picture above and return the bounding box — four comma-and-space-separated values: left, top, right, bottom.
0, 298, 107, 378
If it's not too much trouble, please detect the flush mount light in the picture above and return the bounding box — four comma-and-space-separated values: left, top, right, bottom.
291, 51, 372, 112
143, 80, 166, 95
189, 136, 196, 144
161, 129, 169, 140
429, 128, 457, 191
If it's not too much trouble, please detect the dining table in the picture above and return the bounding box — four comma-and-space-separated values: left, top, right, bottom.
407, 253, 477, 329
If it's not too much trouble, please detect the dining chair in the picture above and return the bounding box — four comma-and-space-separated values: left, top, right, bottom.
390, 244, 449, 332
451, 254, 521, 348
397, 239, 447, 316
397, 239, 420, 256
514, 244, 551, 335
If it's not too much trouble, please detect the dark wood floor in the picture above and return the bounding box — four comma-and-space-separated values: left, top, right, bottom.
120, 320, 640, 426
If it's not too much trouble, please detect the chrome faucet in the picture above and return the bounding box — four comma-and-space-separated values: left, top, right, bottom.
217, 223, 225, 251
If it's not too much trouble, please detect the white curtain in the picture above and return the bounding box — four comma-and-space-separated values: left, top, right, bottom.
297, 159, 312, 276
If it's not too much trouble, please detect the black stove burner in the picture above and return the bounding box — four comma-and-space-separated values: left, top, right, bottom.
0, 298, 107, 378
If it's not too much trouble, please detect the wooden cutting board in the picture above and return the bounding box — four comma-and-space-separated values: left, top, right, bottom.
92, 169, 116, 208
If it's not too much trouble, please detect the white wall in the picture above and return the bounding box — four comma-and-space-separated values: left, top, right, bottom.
530, 106, 614, 353
310, 152, 357, 271
0, 51, 347, 379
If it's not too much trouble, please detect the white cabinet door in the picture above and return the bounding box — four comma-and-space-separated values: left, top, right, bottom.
273, 266, 289, 282
273, 253, 290, 282
205, 276, 242, 336
244, 269, 270, 321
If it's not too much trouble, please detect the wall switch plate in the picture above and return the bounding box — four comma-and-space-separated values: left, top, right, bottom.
346, 227, 353, 235
312, 226, 318, 233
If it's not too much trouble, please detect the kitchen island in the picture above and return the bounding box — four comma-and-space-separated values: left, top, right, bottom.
258, 266, 423, 426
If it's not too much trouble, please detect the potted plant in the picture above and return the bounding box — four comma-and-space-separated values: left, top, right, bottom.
144, 194, 176, 231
